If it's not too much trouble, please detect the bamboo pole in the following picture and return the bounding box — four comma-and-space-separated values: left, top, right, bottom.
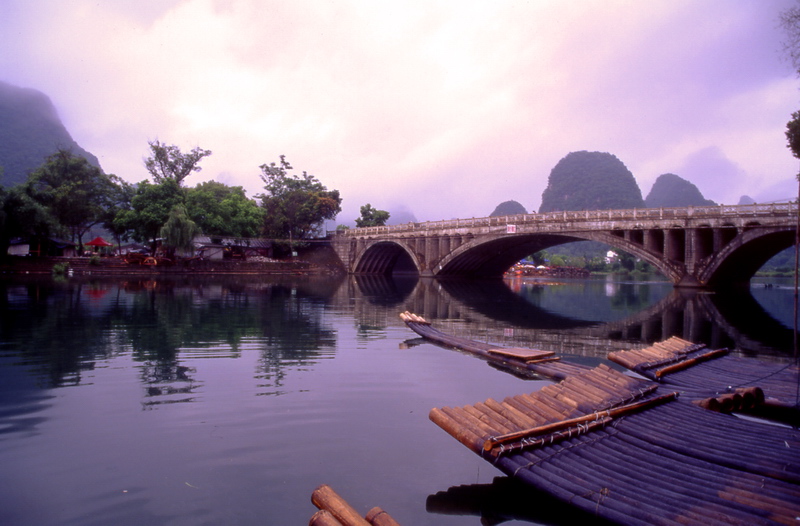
569, 434, 787, 524
311, 485, 370, 526
484, 392, 678, 452
652, 348, 730, 378
309, 510, 345, 526
364, 507, 401, 526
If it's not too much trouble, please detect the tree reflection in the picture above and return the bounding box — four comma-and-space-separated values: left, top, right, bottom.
0, 276, 341, 400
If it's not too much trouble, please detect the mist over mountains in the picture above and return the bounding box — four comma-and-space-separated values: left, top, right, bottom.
0, 80, 751, 220
0, 81, 99, 187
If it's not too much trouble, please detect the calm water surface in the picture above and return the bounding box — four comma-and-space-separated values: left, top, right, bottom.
0, 274, 796, 525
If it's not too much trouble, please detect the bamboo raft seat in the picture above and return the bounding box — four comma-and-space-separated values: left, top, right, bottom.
399, 312, 590, 381
430, 363, 800, 526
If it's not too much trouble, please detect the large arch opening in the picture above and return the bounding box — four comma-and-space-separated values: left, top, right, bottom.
705, 229, 796, 287
436, 231, 678, 281
437, 234, 618, 278
353, 241, 417, 275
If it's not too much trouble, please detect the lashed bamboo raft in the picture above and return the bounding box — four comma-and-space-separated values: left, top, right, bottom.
407, 316, 800, 525
608, 336, 800, 408
430, 362, 800, 525
399, 311, 590, 381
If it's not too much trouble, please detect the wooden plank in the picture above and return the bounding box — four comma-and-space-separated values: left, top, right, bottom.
488, 347, 555, 362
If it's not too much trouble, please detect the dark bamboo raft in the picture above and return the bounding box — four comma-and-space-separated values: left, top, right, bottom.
399, 311, 590, 381
608, 337, 800, 413
429, 362, 800, 525
407, 316, 800, 525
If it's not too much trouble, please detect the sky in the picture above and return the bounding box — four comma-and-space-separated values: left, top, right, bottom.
1, 0, 799, 224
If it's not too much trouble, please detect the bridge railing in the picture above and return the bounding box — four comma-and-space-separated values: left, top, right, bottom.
341, 203, 797, 236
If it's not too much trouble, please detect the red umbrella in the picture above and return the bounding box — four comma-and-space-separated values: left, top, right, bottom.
85, 237, 113, 247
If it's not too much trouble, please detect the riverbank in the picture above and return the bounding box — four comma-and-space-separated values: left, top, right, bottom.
0, 254, 345, 277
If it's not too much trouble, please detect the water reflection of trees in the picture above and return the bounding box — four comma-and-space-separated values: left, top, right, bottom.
0, 279, 119, 387
0, 276, 343, 400
2, 272, 794, 401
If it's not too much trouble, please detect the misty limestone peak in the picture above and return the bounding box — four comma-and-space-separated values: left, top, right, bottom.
0, 80, 100, 187
538, 151, 644, 213
645, 173, 716, 208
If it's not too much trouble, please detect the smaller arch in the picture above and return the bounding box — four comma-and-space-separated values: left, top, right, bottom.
353, 240, 420, 275
695, 226, 714, 261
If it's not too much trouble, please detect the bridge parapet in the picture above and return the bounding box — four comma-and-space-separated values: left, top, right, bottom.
340, 203, 797, 238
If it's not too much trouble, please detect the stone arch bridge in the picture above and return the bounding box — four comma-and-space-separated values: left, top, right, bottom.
331, 203, 798, 288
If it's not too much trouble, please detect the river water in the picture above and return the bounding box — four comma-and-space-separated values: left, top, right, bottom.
0, 274, 796, 525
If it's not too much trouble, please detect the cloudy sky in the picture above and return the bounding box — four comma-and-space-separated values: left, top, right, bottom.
1, 0, 798, 224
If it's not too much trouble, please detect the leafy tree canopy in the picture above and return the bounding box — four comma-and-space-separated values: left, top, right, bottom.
144, 140, 212, 186
258, 155, 342, 240
185, 181, 265, 238
539, 151, 644, 213
114, 179, 184, 251
101, 174, 136, 247
786, 110, 800, 163
0, 184, 53, 258
644, 173, 716, 208
490, 200, 527, 217
28, 149, 114, 247
355, 203, 390, 227
160, 205, 200, 258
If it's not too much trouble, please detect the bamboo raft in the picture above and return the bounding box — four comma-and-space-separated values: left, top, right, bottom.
310, 485, 400, 526
430, 363, 800, 525
403, 314, 800, 525
399, 311, 590, 381
608, 337, 800, 421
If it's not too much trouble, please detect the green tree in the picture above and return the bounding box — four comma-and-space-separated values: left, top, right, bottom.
0, 184, 53, 258
28, 149, 114, 251
355, 203, 390, 227
101, 174, 136, 248
160, 205, 200, 259
258, 155, 342, 241
144, 140, 212, 186
786, 111, 800, 161
114, 179, 184, 253
185, 181, 264, 238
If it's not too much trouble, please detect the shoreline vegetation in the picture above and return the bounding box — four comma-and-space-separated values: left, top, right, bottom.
0, 245, 345, 278
0, 250, 787, 280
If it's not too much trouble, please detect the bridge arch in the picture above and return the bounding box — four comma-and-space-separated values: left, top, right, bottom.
700, 227, 795, 287
353, 240, 420, 275
435, 232, 682, 281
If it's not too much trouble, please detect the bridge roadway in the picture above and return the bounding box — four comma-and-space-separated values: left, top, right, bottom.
331, 203, 798, 288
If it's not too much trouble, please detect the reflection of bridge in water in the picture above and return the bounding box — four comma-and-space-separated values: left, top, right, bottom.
343, 275, 794, 361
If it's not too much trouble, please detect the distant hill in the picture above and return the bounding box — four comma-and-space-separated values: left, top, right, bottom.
539, 151, 644, 213
490, 200, 527, 216
0, 80, 100, 187
645, 173, 716, 208
738, 195, 756, 205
